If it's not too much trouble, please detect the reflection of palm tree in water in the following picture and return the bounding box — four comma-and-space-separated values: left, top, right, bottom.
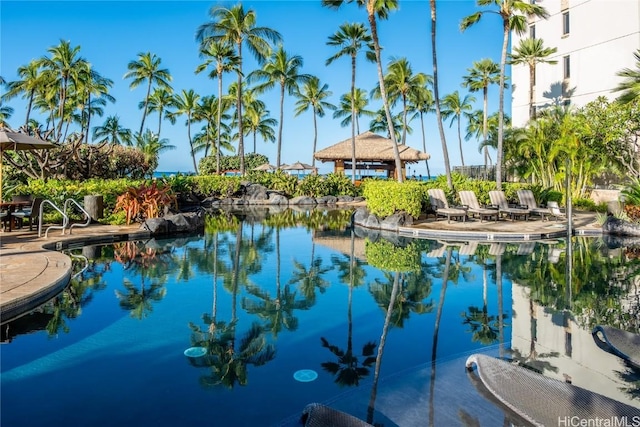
322, 229, 375, 387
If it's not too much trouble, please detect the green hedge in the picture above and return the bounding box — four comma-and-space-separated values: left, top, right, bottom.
362, 180, 428, 218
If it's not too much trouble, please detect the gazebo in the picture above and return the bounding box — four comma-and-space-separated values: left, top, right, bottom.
313, 131, 429, 180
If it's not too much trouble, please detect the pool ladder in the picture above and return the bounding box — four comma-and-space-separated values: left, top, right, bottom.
38, 198, 92, 238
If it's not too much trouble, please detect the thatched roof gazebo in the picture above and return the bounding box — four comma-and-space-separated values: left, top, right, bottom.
314, 131, 429, 179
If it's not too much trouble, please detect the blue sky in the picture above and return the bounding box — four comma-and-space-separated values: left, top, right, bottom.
1, 0, 508, 176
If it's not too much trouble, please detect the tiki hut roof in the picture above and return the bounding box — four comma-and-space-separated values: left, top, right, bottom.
314, 131, 430, 163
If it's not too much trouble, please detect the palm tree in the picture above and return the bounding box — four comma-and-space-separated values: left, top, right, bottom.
461, 0, 549, 189
135, 129, 176, 175
326, 22, 373, 183
333, 88, 376, 134
145, 87, 175, 138
92, 115, 132, 145
408, 83, 434, 178
3, 60, 43, 126
170, 89, 200, 173
441, 90, 476, 167
194, 94, 233, 158
293, 76, 336, 167
510, 38, 558, 120
462, 58, 501, 168
243, 100, 276, 154
123, 52, 172, 136
36, 40, 87, 141
196, 4, 282, 175
75, 64, 114, 143
368, 107, 405, 141
115, 278, 167, 320
248, 45, 310, 167
196, 39, 239, 174
372, 57, 431, 144
0, 100, 13, 127
614, 49, 640, 104
427, 0, 454, 189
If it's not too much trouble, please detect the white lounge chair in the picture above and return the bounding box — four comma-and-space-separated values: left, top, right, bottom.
458, 190, 499, 222
516, 189, 551, 221
489, 190, 530, 221
428, 189, 467, 223
547, 201, 567, 221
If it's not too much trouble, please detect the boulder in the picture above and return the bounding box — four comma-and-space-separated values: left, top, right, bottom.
602, 217, 640, 237
141, 218, 169, 234
380, 212, 414, 232
290, 196, 317, 205
337, 195, 354, 203
316, 195, 338, 205
268, 193, 289, 205
141, 212, 205, 235
244, 184, 269, 203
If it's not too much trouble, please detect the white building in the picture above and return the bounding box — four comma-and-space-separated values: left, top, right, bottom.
510, 0, 640, 127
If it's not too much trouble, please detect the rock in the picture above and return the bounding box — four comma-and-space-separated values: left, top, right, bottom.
141, 212, 205, 235
602, 216, 640, 237
380, 212, 414, 231
141, 218, 169, 234
267, 193, 289, 205
316, 195, 338, 205
290, 196, 317, 205
244, 184, 269, 203
337, 195, 354, 203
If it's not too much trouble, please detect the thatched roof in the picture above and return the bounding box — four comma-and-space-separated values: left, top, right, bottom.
314, 131, 430, 162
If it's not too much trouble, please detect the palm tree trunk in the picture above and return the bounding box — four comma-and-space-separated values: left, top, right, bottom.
496, 21, 510, 190
188, 113, 198, 174
529, 64, 535, 120
482, 86, 491, 169
366, 4, 403, 183
25, 90, 35, 127
236, 42, 245, 175
350, 55, 357, 184
401, 96, 408, 144
56, 77, 69, 141
277, 82, 285, 167
85, 93, 91, 144
139, 81, 152, 136
430, 0, 453, 189
216, 70, 223, 174
420, 112, 431, 179
312, 108, 318, 167
157, 107, 163, 137
457, 117, 465, 167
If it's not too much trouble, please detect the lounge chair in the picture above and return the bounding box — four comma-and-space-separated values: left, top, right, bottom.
488, 190, 530, 221
300, 403, 373, 427
466, 354, 640, 426
427, 189, 467, 223
458, 190, 499, 222
516, 189, 551, 221
12, 197, 43, 231
547, 201, 567, 221
592, 325, 640, 368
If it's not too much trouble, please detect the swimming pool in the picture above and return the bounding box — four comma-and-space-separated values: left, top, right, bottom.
2, 208, 639, 425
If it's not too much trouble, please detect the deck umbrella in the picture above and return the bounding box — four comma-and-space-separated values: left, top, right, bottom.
253, 163, 277, 171
281, 161, 317, 175
0, 128, 56, 201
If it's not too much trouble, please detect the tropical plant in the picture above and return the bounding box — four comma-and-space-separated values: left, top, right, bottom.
169, 89, 201, 173
196, 4, 282, 175
144, 86, 175, 137
614, 49, 640, 104
333, 88, 375, 134
243, 100, 276, 154
461, 0, 549, 189
114, 181, 177, 224
408, 83, 434, 178
441, 90, 476, 167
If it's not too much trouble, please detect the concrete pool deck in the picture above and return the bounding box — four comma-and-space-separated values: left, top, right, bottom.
0, 211, 601, 324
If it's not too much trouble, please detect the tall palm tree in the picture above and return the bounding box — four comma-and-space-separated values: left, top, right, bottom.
333, 88, 376, 135
368, 107, 405, 141
170, 89, 201, 173
462, 58, 501, 168
196, 39, 239, 174
243, 101, 277, 154
196, 4, 282, 175
3, 60, 43, 126
248, 45, 311, 167
123, 52, 173, 136
37, 40, 87, 141
408, 83, 434, 178
75, 63, 114, 143
323, 0, 404, 182
144, 86, 175, 138
0, 101, 13, 127
293, 76, 336, 167
372, 57, 431, 144
461, 0, 549, 189
326, 22, 373, 183
613, 49, 640, 104
441, 90, 476, 167
430, 0, 453, 189
92, 115, 132, 145
194, 94, 232, 158
510, 38, 558, 120
135, 129, 176, 175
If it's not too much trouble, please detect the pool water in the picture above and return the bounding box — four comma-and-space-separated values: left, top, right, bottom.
1, 208, 639, 426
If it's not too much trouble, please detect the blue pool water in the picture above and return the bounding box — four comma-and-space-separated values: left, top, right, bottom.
2, 209, 639, 426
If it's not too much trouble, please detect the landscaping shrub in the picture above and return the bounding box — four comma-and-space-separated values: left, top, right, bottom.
362, 180, 427, 218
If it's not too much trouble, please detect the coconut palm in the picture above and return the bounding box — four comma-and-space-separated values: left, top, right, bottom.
135, 129, 176, 175
408, 83, 435, 179
144, 86, 175, 138
3, 60, 44, 126
333, 88, 376, 134
124, 52, 172, 136
461, 0, 549, 189
194, 94, 232, 158
196, 39, 239, 174
510, 38, 558, 120
462, 58, 501, 168
369, 107, 405, 142
170, 89, 200, 173
372, 57, 431, 144
196, 4, 282, 175
614, 49, 640, 104
248, 45, 311, 167
0, 101, 13, 127
92, 115, 132, 145
326, 22, 373, 183
293, 76, 336, 167
75, 63, 114, 143
441, 90, 476, 167
243, 100, 276, 154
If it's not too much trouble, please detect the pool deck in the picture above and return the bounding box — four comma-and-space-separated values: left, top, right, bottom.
0, 211, 601, 324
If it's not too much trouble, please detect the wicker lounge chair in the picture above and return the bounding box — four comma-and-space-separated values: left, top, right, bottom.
516, 189, 550, 221
466, 354, 640, 426
592, 325, 640, 368
301, 403, 373, 427
428, 189, 467, 223
489, 190, 530, 221
458, 191, 499, 222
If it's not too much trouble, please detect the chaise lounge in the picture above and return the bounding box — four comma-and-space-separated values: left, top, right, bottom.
428, 189, 467, 224
458, 190, 499, 222
516, 189, 551, 221
489, 190, 530, 221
